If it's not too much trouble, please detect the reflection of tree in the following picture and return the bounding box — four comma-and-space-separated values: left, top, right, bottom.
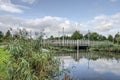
56, 51, 120, 61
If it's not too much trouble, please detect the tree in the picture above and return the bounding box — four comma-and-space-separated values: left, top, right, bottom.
116, 37, 120, 44
84, 33, 89, 40
5, 30, 12, 40
114, 32, 120, 43
108, 35, 113, 42
50, 35, 54, 40
89, 32, 100, 41
71, 31, 83, 40
99, 35, 107, 41
0, 31, 4, 42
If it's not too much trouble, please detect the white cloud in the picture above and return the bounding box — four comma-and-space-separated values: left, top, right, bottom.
1, 13, 120, 37
0, 15, 84, 37
79, 58, 120, 76
88, 13, 120, 36
21, 0, 36, 4
92, 59, 120, 76
0, 4, 23, 13
0, 0, 23, 13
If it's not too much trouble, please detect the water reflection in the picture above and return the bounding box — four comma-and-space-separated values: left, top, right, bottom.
56, 51, 120, 80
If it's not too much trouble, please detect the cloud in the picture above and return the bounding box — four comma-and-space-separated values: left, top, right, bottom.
88, 13, 120, 36
1, 13, 120, 37
0, 0, 23, 13
0, 15, 84, 37
92, 59, 120, 76
21, 0, 36, 4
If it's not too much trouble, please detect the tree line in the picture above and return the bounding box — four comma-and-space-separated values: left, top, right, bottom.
1, 30, 120, 44
50, 31, 120, 43
0, 30, 12, 42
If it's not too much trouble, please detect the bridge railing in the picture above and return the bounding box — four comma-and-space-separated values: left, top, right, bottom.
42, 39, 105, 47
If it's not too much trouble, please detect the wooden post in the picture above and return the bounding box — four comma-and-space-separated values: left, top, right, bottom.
62, 27, 64, 46
77, 39, 79, 61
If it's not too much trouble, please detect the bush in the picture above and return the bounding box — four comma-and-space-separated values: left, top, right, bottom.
89, 42, 120, 52
0, 48, 10, 80
6, 31, 60, 80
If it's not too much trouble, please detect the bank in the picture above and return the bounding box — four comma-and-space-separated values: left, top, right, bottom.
89, 42, 120, 53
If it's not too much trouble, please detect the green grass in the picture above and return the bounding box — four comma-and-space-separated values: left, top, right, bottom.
89, 42, 120, 52
47, 46, 75, 52
0, 47, 10, 80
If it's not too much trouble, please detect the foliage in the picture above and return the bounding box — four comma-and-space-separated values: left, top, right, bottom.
115, 37, 120, 44
89, 32, 100, 41
0, 31, 4, 42
89, 41, 120, 52
71, 31, 83, 40
114, 32, 120, 43
5, 30, 12, 40
108, 35, 113, 42
47, 46, 75, 52
0, 29, 120, 44
0, 48, 10, 80
6, 29, 60, 80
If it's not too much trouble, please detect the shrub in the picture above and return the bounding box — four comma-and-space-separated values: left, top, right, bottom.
6, 30, 60, 80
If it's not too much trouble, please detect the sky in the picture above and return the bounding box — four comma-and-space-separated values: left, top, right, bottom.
0, 0, 120, 37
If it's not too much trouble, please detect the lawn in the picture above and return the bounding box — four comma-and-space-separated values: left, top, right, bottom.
0, 47, 10, 80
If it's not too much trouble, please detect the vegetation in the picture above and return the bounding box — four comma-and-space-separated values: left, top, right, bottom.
89, 41, 120, 52
48, 30, 120, 45
4, 30, 12, 41
108, 35, 113, 42
0, 31, 4, 42
47, 46, 75, 52
0, 29, 120, 43
0, 48, 10, 80
0, 29, 60, 80
0, 28, 120, 80
71, 31, 83, 40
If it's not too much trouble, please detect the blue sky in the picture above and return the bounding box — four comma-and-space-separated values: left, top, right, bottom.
0, 0, 120, 37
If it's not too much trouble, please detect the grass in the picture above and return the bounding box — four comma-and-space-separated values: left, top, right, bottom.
47, 46, 75, 52
5, 36, 61, 80
0, 47, 10, 80
89, 41, 120, 52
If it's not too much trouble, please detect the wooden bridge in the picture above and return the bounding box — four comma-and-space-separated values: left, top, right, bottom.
42, 40, 104, 47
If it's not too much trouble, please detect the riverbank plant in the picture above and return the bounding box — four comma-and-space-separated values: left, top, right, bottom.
89, 41, 120, 52
0, 47, 10, 80
5, 29, 60, 80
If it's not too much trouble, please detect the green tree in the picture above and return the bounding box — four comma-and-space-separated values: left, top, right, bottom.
99, 35, 107, 41
84, 33, 89, 40
116, 37, 120, 44
5, 30, 12, 40
84, 32, 107, 41
89, 32, 100, 41
0, 31, 4, 42
71, 31, 83, 40
50, 35, 54, 40
114, 32, 120, 43
108, 35, 113, 42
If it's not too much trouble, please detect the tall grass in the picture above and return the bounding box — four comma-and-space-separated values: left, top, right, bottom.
6, 29, 60, 80
0, 48, 10, 80
89, 41, 120, 52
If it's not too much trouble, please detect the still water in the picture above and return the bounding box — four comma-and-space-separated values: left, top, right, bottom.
56, 51, 120, 80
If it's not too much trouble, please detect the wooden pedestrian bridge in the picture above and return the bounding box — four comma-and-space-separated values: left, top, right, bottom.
42, 40, 104, 47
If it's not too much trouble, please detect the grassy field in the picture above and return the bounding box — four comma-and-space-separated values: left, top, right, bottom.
0, 47, 10, 80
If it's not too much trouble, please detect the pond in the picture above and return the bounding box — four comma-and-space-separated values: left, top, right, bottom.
56, 51, 120, 80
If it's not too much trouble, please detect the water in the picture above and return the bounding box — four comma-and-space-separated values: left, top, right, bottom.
56, 51, 120, 80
